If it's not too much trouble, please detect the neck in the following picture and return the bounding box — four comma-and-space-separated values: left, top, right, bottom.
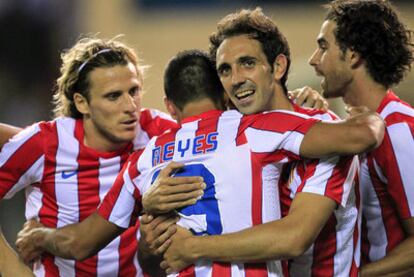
83, 119, 128, 152
343, 72, 388, 112
270, 86, 295, 111
177, 98, 219, 123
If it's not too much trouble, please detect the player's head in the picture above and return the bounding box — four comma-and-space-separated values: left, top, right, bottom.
53, 36, 143, 119
164, 49, 225, 120
209, 7, 291, 114
309, 0, 413, 98
53, 36, 144, 149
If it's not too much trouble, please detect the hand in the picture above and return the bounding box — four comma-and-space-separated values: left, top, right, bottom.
161, 226, 195, 274
139, 213, 178, 256
143, 161, 205, 214
289, 86, 329, 111
345, 105, 370, 117
16, 227, 48, 264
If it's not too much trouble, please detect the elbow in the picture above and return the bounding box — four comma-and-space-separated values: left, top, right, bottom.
284, 240, 310, 259
72, 246, 96, 261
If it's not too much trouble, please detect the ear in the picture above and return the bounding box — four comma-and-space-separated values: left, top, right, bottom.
348, 50, 362, 69
164, 96, 178, 120
73, 93, 89, 116
272, 54, 288, 82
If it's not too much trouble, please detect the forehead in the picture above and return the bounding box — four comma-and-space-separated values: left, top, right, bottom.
318, 20, 337, 43
88, 62, 142, 94
216, 35, 267, 65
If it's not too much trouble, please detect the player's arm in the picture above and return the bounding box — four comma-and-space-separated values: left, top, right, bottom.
361, 218, 414, 277
0, 123, 22, 148
16, 212, 123, 262
161, 192, 336, 273
0, 229, 34, 277
300, 111, 385, 158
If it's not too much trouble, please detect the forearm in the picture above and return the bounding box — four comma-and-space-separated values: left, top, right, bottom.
188, 218, 304, 263
0, 230, 33, 276
0, 123, 21, 148
361, 236, 414, 277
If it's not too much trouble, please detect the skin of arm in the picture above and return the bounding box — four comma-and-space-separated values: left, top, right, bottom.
300, 111, 385, 158
161, 192, 336, 273
0, 123, 21, 148
16, 212, 123, 262
361, 218, 414, 277
0, 229, 34, 277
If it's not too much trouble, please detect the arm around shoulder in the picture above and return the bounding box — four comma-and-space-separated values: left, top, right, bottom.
300, 111, 385, 158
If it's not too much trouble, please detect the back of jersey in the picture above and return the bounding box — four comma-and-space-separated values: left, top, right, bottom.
135, 109, 316, 277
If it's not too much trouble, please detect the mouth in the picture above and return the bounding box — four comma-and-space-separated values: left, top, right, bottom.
234, 89, 255, 100
121, 118, 138, 127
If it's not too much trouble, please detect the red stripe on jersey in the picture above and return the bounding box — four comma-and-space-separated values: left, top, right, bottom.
324, 157, 352, 204
244, 264, 268, 277
140, 108, 177, 137
0, 130, 43, 198
296, 160, 318, 193
366, 156, 405, 253
361, 214, 371, 265
212, 262, 231, 276
384, 112, 414, 128
250, 152, 263, 226
118, 223, 139, 277
311, 215, 337, 276
178, 265, 196, 277
37, 122, 61, 274
250, 112, 318, 134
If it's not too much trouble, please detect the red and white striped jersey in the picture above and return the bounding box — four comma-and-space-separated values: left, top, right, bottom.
279, 105, 360, 277
0, 108, 176, 277
99, 109, 326, 277
360, 91, 414, 264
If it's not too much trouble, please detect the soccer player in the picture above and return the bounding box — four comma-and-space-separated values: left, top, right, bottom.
0, 37, 187, 276
16, 49, 384, 277
308, 1, 414, 276
144, 8, 362, 276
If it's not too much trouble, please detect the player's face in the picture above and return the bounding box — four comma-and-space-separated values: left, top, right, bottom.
216, 35, 276, 114
83, 62, 142, 150
309, 20, 353, 98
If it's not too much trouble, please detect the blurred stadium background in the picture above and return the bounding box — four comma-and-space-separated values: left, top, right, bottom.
1, 0, 413, 248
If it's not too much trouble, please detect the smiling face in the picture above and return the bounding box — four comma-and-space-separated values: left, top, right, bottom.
308, 20, 354, 99
216, 35, 277, 114
78, 62, 142, 151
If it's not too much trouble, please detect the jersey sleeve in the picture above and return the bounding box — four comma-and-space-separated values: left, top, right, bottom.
98, 151, 144, 228
244, 111, 319, 161
140, 108, 178, 137
296, 155, 358, 207
0, 123, 45, 199
376, 122, 414, 219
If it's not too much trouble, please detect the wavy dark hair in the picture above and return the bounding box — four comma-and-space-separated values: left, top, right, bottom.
325, 0, 413, 88
209, 7, 291, 93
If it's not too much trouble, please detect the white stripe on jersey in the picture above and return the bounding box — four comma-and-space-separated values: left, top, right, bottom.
388, 123, 414, 215
98, 156, 122, 203
381, 100, 414, 118
5, 156, 44, 199
360, 158, 388, 262
55, 119, 80, 227
262, 164, 282, 223
245, 128, 304, 155
0, 123, 41, 167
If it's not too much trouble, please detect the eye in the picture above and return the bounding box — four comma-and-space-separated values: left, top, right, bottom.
129, 86, 140, 97
217, 65, 231, 77
106, 92, 122, 101
242, 58, 255, 67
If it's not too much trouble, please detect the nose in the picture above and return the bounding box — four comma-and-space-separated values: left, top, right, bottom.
231, 66, 245, 88
123, 93, 137, 113
308, 49, 319, 66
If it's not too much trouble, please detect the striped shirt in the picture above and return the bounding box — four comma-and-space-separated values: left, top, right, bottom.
99, 109, 325, 277
360, 91, 414, 264
0, 108, 176, 277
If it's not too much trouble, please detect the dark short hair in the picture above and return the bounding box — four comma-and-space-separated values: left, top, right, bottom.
325, 0, 413, 88
209, 7, 291, 93
164, 49, 224, 110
